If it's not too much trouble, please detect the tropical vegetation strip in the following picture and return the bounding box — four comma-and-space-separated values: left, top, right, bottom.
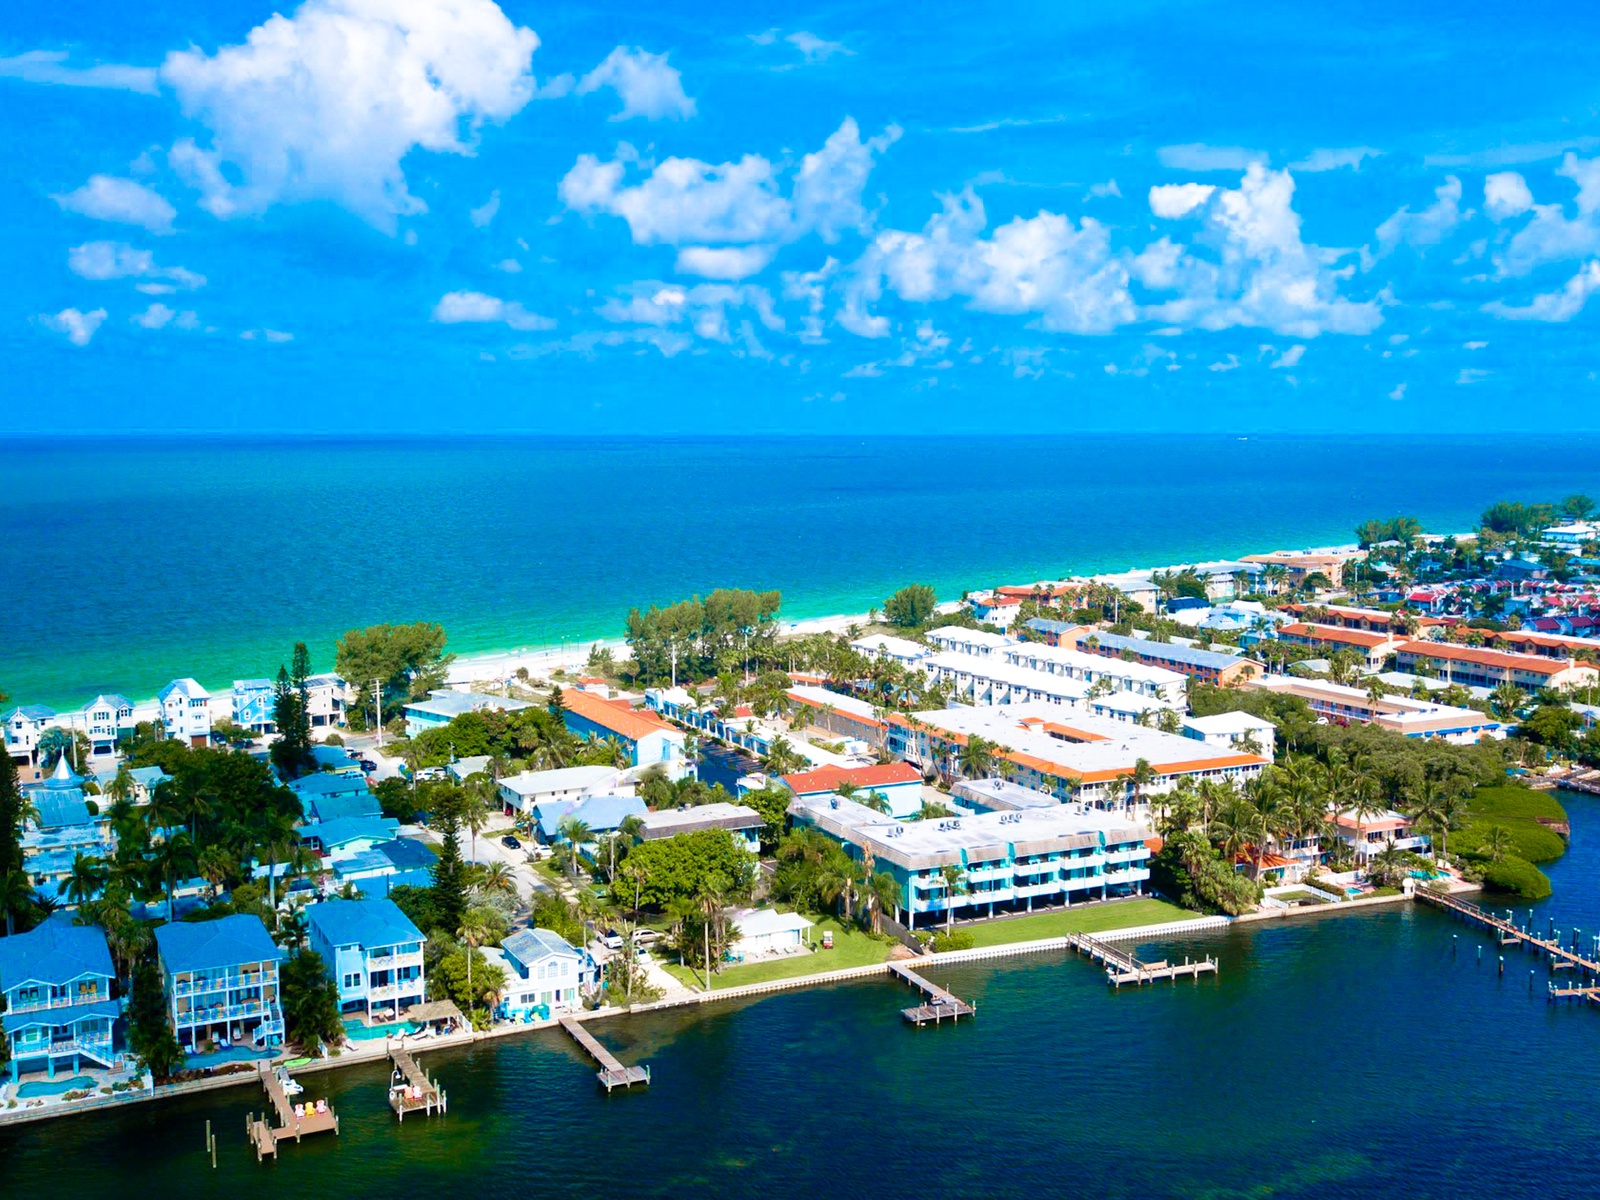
1446, 785, 1568, 900
662, 917, 891, 990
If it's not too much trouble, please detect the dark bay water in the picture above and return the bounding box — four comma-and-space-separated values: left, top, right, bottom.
4, 433, 1599, 706
4, 791, 1598, 1198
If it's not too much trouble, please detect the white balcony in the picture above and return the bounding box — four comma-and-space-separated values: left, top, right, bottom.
7, 991, 108, 1015
366, 950, 423, 972
367, 980, 424, 1002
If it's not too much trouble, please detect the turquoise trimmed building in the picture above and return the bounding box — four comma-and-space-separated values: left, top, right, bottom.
0, 916, 119, 1082
154, 915, 286, 1061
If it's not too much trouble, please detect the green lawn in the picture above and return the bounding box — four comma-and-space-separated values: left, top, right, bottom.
959, 898, 1195, 947
661, 917, 892, 991
1451, 785, 1568, 863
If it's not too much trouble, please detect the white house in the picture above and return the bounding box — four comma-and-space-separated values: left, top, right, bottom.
304, 673, 350, 729
497, 764, 626, 816
78, 694, 135, 760
3, 704, 56, 771
487, 928, 596, 1022
731, 909, 814, 959
923, 627, 1016, 659
157, 679, 212, 747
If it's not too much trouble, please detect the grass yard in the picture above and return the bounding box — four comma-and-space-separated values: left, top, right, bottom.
960, 897, 1194, 947
1451, 785, 1569, 863
662, 917, 892, 991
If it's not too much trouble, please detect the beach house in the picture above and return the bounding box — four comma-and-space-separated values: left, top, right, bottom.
639, 802, 765, 852
0, 915, 119, 1082
157, 678, 212, 746
21, 758, 116, 904
730, 909, 814, 958
487, 929, 595, 1022
3, 703, 55, 773
559, 687, 687, 769
306, 898, 426, 1021
153, 914, 286, 1062
79, 694, 135, 760
534, 793, 649, 845
1334, 809, 1430, 861
402, 689, 534, 737
231, 679, 277, 734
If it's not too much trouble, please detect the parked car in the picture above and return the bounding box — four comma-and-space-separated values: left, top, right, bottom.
600, 930, 625, 951
501, 834, 522, 850
631, 927, 662, 946
358, 759, 378, 772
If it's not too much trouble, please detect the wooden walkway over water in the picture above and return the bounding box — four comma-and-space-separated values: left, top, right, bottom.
388, 1047, 446, 1120
246, 1065, 339, 1161
560, 1017, 650, 1091
1066, 932, 1218, 986
888, 961, 976, 1025
1415, 887, 1600, 1008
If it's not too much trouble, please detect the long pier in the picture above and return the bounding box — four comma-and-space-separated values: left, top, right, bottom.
1415, 887, 1600, 1007
1066, 931, 1218, 986
246, 1065, 339, 1161
888, 961, 976, 1025
560, 1017, 650, 1091
389, 1048, 446, 1120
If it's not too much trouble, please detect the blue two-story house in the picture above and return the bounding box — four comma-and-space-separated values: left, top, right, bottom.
488, 928, 596, 1022
306, 899, 426, 1023
0, 916, 119, 1082
153, 915, 286, 1063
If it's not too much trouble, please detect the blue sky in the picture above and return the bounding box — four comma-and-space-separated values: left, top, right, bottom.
3, 0, 1600, 433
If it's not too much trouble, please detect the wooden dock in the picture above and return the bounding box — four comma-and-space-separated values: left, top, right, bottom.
245, 1065, 339, 1161
889, 961, 976, 1025
1415, 887, 1600, 1008
1067, 932, 1218, 986
559, 1017, 650, 1091
388, 1047, 446, 1120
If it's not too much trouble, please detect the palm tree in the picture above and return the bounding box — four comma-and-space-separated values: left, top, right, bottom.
1488, 683, 1526, 723
63, 853, 109, 908
761, 736, 805, 778
557, 816, 591, 880
695, 872, 730, 989
1127, 758, 1156, 813
861, 868, 899, 933
480, 860, 518, 897
0, 867, 36, 935
198, 845, 234, 900
152, 832, 198, 918
459, 784, 491, 864
937, 863, 968, 932
458, 913, 494, 1010
105, 762, 135, 806
958, 735, 994, 779
1482, 824, 1514, 863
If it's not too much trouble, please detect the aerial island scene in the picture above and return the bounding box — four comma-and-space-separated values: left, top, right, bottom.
3, 1, 1600, 1196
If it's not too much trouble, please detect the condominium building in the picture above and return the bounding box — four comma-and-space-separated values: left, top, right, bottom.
1001, 641, 1188, 704
1277, 623, 1404, 671
1394, 641, 1599, 691
923, 627, 1017, 659
886, 703, 1269, 810
848, 633, 932, 667
403, 689, 534, 737
784, 684, 888, 747
1068, 629, 1263, 687
788, 792, 1153, 929
559, 688, 687, 769
1252, 676, 1506, 743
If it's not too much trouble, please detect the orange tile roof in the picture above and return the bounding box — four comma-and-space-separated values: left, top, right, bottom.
1397, 640, 1576, 675
779, 762, 924, 795
1280, 622, 1396, 649
560, 687, 677, 742
1039, 721, 1112, 743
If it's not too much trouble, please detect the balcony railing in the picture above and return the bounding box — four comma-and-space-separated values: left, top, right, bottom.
366, 950, 423, 971
177, 1000, 277, 1024
367, 981, 424, 1002
6, 990, 108, 1015
173, 972, 269, 997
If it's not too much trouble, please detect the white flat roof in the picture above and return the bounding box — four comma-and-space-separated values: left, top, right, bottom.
786, 684, 879, 721
1003, 641, 1188, 688
733, 908, 814, 938
499, 765, 619, 796
924, 651, 1089, 701
849, 634, 929, 659
925, 627, 1016, 650
1182, 712, 1276, 734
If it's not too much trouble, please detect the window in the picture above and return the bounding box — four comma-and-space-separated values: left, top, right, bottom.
342, 972, 362, 990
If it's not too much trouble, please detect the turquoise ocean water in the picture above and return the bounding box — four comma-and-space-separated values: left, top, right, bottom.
2, 433, 1598, 707
1, 789, 1598, 1197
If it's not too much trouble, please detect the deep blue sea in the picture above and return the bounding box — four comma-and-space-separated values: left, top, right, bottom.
2, 433, 1598, 707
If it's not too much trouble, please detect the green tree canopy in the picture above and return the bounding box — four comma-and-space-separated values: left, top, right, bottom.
335, 621, 453, 727
622, 828, 756, 909
883, 584, 937, 628
624, 588, 781, 685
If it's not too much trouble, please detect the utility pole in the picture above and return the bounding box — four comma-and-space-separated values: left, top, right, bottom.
374, 677, 384, 748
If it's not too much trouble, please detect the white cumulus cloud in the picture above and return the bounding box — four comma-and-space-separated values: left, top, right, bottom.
162, 0, 542, 230
1495, 153, 1600, 276
560, 117, 899, 252
1149, 183, 1215, 219
1483, 259, 1600, 322
675, 245, 778, 280
1374, 175, 1463, 257
470, 191, 500, 227
1484, 172, 1533, 221
53, 175, 176, 233
41, 307, 108, 346
1289, 147, 1382, 172
596, 282, 782, 344
577, 46, 695, 121
433, 290, 555, 331
68, 241, 205, 290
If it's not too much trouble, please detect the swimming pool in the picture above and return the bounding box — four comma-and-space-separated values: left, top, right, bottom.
342, 1020, 419, 1042
15, 1075, 97, 1099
